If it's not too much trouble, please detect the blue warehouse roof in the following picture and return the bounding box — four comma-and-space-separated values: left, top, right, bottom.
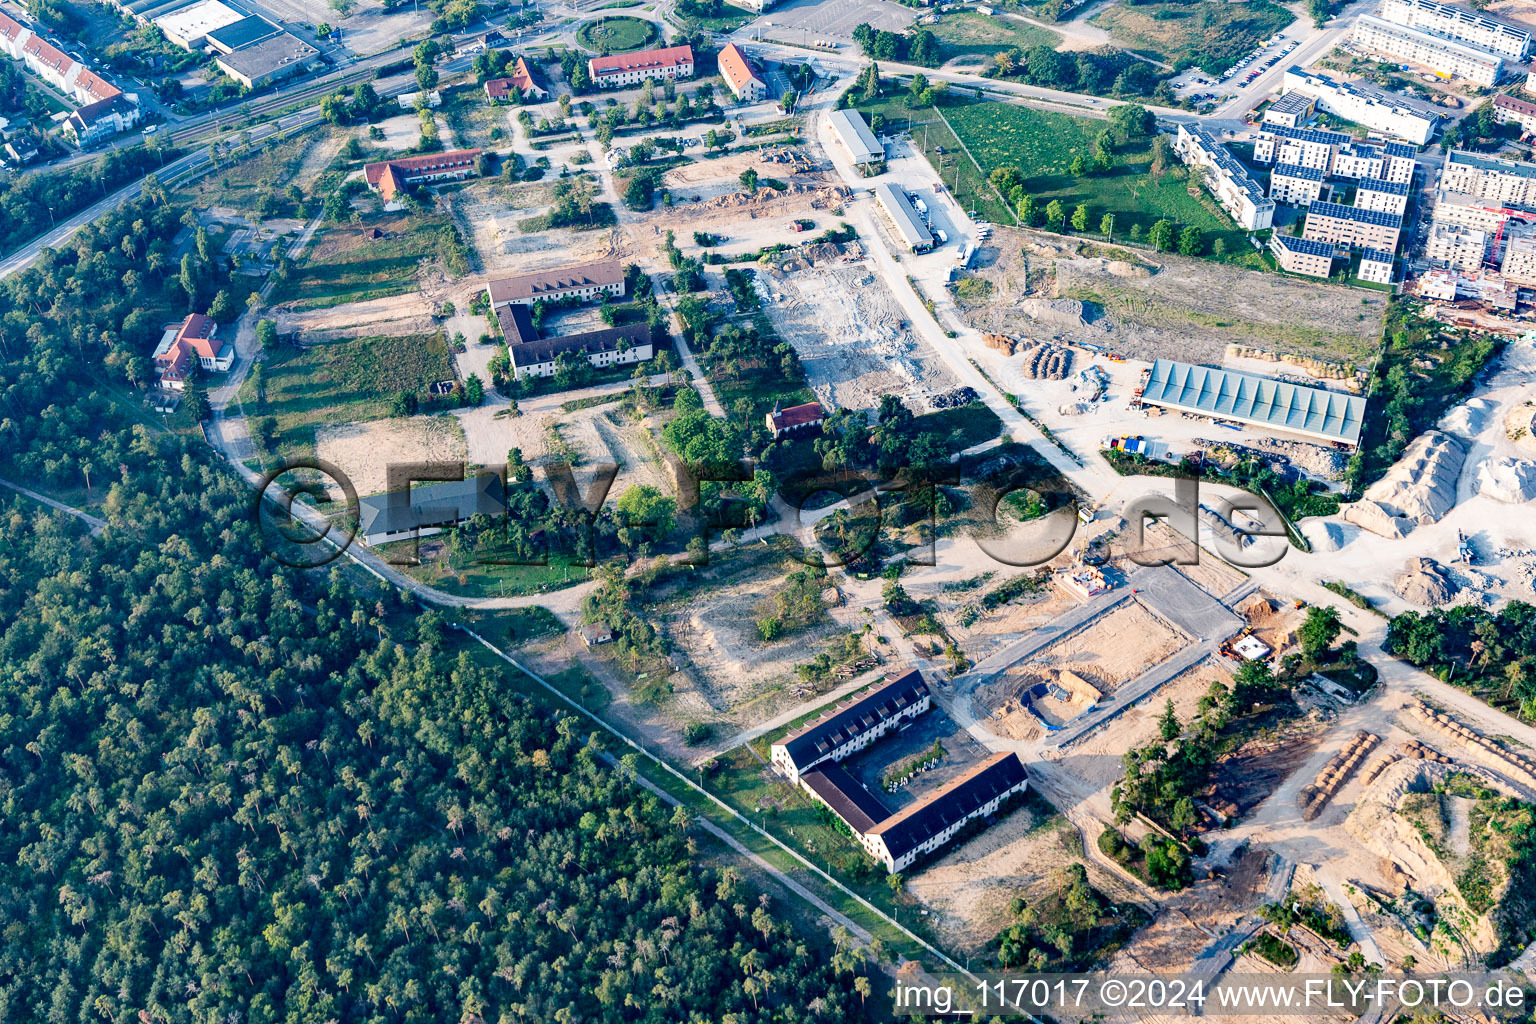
1141, 359, 1367, 446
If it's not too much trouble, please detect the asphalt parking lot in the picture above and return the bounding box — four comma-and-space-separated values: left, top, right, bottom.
761, 0, 914, 43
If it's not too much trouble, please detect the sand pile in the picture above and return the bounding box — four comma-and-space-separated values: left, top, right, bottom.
1505, 404, 1536, 455
1475, 457, 1536, 503
1301, 518, 1345, 551
1018, 297, 1088, 330
1394, 557, 1457, 606
1359, 430, 1465, 524
1343, 499, 1416, 539
1438, 397, 1493, 439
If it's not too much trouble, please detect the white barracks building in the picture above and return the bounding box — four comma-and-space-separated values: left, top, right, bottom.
1381, 0, 1530, 59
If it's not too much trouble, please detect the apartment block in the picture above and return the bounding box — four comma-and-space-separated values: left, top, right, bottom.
1280, 66, 1440, 145
1302, 200, 1403, 251
1331, 140, 1417, 184
1430, 188, 1525, 232
1359, 249, 1395, 285
1424, 223, 1489, 270
1500, 230, 1536, 282
1270, 163, 1326, 206
1494, 92, 1536, 135
1252, 123, 1348, 174
1355, 177, 1412, 216
1270, 233, 1338, 277
588, 45, 694, 88
1381, 0, 1530, 60
1351, 14, 1505, 86
1440, 149, 1536, 208
1173, 124, 1275, 230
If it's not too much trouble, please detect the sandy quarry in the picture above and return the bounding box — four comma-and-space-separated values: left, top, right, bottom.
316, 415, 468, 496
762, 263, 964, 413
977, 602, 1188, 740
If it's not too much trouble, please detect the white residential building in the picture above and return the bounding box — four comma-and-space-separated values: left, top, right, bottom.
769, 672, 931, 785
1359, 249, 1395, 284
1331, 140, 1417, 185
1500, 230, 1536, 282
1381, 0, 1530, 60
862, 753, 1029, 873
1173, 124, 1275, 230
1430, 188, 1528, 233
1440, 149, 1536, 209
1424, 224, 1489, 269
1351, 14, 1506, 86
1270, 163, 1326, 206
1355, 177, 1411, 216
1494, 92, 1536, 136
1252, 123, 1347, 174
1280, 66, 1440, 145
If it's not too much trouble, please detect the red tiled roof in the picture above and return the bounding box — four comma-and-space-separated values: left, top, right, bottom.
0, 11, 25, 43
718, 43, 764, 94
485, 63, 541, 100
72, 68, 119, 103
770, 401, 823, 431
363, 148, 482, 199
23, 33, 71, 75
588, 44, 693, 77
155, 315, 224, 381
1496, 92, 1536, 118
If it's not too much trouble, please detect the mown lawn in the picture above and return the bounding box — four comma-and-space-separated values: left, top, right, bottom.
246, 331, 454, 439
268, 214, 466, 309
672, 1, 757, 32
577, 15, 657, 52
940, 101, 1262, 265
930, 10, 1061, 61
1091, 0, 1293, 74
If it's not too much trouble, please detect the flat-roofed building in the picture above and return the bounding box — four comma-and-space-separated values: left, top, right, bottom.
1270, 162, 1326, 206
1252, 122, 1349, 174
718, 42, 768, 101
874, 182, 935, 251
1140, 358, 1367, 446
154, 0, 246, 49
588, 45, 694, 88
770, 671, 931, 785
485, 260, 625, 308
1173, 124, 1275, 229
214, 31, 317, 89
1270, 233, 1339, 277
1424, 224, 1488, 269
1440, 148, 1536, 208
1280, 66, 1440, 144
1332, 140, 1417, 184
204, 13, 281, 53
1500, 229, 1536, 282
827, 108, 883, 171
1382, 0, 1530, 59
1430, 188, 1527, 232
1264, 90, 1316, 128
862, 752, 1029, 872
1302, 200, 1402, 252
1359, 248, 1395, 284
1351, 14, 1505, 86
1355, 176, 1411, 215
1494, 92, 1536, 135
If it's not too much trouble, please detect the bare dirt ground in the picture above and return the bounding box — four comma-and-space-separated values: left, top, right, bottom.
459, 400, 673, 496
316, 416, 468, 496
1050, 657, 1234, 791
761, 263, 964, 412
957, 227, 1387, 369
1110, 843, 1274, 972
667, 564, 869, 717
976, 602, 1188, 740
949, 580, 1081, 660
272, 292, 436, 340
370, 113, 422, 150
633, 184, 850, 265
448, 178, 630, 274
906, 808, 1086, 954
1238, 591, 1305, 660
1208, 716, 1329, 819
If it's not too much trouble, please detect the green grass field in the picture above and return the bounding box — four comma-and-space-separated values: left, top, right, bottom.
1091, 0, 1292, 74
939, 101, 1260, 264
577, 15, 658, 53
672, 1, 757, 32
246, 332, 454, 450
929, 10, 1061, 61
269, 214, 464, 310
174, 124, 335, 216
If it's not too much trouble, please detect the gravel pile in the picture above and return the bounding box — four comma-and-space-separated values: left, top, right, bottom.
1394, 557, 1458, 607
1360, 430, 1465, 524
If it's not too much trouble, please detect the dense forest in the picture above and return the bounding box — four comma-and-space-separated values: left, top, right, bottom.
0, 195, 877, 1022
1386, 602, 1536, 723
